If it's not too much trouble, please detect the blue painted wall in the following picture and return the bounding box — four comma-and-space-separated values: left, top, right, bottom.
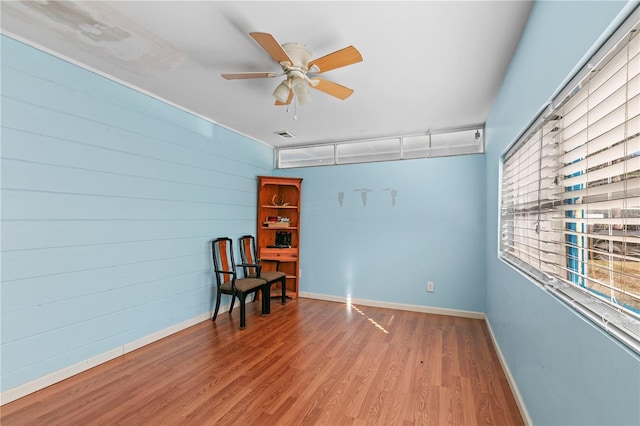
485, 1, 640, 425
0, 36, 274, 392
3, 3, 640, 422
277, 154, 486, 313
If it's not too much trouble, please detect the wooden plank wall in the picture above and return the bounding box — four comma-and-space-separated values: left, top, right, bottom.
0, 35, 273, 393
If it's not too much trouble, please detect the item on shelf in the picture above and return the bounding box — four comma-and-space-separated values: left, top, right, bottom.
265, 216, 290, 223
274, 231, 292, 247
263, 216, 290, 228
271, 194, 290, 207
263, 222, 290, 228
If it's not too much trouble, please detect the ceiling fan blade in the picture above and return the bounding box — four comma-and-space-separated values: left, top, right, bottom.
250, 32, 293, 65
221, 72, 278, 80
275, 89, 294, 106
311, 78, 354, 100
308, 46, 363, 73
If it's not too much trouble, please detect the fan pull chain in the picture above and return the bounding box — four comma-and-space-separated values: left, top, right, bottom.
284, 97, 299, 120
286, 97, 298, 120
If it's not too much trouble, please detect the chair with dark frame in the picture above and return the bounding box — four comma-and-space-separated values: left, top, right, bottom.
239, 235, 287, 306
211, 237, 269, 329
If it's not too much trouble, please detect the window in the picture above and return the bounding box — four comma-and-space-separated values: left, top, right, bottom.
276, 126, 484, 168
336, 137, 401, 164
500, 10, 640, 353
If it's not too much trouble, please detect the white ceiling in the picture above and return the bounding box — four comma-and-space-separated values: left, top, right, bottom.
1, 1, 533, 148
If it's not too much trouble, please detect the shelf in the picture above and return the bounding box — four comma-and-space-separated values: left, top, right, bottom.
261, 226, 298, 230
257, 176, 302, 300
261, 257, 297, 263
260, 205, 299, 209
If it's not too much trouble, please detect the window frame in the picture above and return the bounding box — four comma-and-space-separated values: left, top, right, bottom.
275, 125, 485, 169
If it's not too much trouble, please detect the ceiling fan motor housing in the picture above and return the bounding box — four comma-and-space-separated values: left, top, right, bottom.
281, 42, 312, 70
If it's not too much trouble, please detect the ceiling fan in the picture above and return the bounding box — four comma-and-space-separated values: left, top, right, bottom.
222, 32, 363, 106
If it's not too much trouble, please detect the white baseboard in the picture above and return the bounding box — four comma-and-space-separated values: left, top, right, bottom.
0, 346, 125, 406
484, 318, 532, 425
0, 306, 227, 405
298, 292, 485, 319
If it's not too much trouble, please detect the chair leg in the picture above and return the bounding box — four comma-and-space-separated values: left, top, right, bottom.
262, 285, 270, 316
238, 293, 246, 329
229, 295, 236, 314
212, 289, 222, 321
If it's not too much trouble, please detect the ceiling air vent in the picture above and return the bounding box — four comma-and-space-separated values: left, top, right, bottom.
275, 131, 295, 139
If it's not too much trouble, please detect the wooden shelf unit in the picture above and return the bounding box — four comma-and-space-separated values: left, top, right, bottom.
257, 176, 302, 299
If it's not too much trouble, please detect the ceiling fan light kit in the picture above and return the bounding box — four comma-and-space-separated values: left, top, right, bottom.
273, 80, 291, 103
292, 77, 311, 105
222, 32, 362, 106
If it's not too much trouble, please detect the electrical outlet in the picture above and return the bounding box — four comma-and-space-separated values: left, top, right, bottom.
427, 281, 434, 292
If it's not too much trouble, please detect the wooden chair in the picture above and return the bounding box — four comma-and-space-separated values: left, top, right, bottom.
239, 235, 287, 307
211, 237, 269, 329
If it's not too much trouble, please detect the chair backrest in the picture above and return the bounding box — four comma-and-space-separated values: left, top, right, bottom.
211, 237, 236, 285
239, 235, 258, 276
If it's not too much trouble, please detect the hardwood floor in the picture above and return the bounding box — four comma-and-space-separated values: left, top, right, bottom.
1, 299, 523, 425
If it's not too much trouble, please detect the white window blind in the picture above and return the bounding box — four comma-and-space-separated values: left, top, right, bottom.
501, 11, 640, 353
